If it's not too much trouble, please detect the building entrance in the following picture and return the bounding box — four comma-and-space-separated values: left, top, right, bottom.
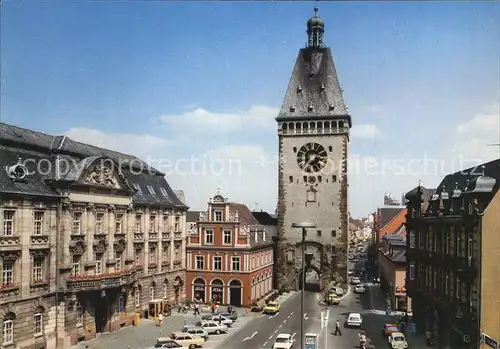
92, 289, 118, 333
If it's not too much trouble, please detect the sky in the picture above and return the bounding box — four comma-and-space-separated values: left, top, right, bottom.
1, 1, 499, 218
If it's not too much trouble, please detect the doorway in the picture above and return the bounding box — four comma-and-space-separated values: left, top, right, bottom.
229, 279, 242, 307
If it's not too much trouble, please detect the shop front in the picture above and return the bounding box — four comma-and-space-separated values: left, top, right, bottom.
193, 278, 206, 302
394, 286, 411, 312
210, 279, 224, 303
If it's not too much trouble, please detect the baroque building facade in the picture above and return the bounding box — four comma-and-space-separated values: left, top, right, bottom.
275, 8, 351, 290
185, 192, 274, 307
0, 122, 188, 349
405, 159, 500, 349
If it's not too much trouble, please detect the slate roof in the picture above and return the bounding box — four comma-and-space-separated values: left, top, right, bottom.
186, 211, 203, 222
0, 122, 186, 208
174, 190, 186, 205
276, 47, 352, 127
252, 211, 278, 226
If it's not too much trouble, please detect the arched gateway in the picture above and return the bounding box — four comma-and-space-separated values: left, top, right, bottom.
275, 7, 351, 291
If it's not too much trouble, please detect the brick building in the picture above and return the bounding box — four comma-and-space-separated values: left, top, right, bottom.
405, 159, 500, 349
0, 122, 188, 348
186, 192, 274, 307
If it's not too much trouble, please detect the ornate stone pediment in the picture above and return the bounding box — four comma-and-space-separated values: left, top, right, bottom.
69, 240, 87, 255
93, 239, 108, 254
84, 164, 120, 188
114, 238, 126, 252
0, 251, 21, 260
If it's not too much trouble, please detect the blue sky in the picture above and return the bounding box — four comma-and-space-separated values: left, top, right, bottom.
1, 1, 499, 217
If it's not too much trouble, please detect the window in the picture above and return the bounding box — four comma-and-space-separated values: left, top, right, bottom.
409, 231, 416, 248
135, 215, 142, 232
118, 295, 125, 313
196, 256, 204, 270
205, 230, 214, 245
445, 272, 449, 294
76, 302, 84, 326
409, 262, 415, 280
163, 283, 168, 298
132, 183, 142, 193
134, 249, 141, 266
332, 175, 337, 182
95, 254, 103, 275
214, 211, 222, 222
213, 256, 222, 271
317, 230, 321, 237
456, 277, 460, 299
162, 245, 170, 262
456, 235, 461, 257
467, 233, 473, 261
149, 245, 157, 264
32, 257, 43, 282
306, 189, 316, 202
3, 210, 15, 236
2, 261, 13, 285
163, 215, 169, 231
72, 255, 80, 277
160, 187, 169, 197
33, 211, 44, 235
232, 257, 240, 271
115, 252, 122, 271
134, 288, 140, 307
174, 217, 179, 231
3, 318, 14, 344
150, 286, 155, 301
147, 185, 156, 195
331, 230, 336, 237
223, 230, 232, 244
149, 215, 156, 232
95, 213, 104, 234
34, 312, 43, 335
115, 214, 123, 234
433, 270, 437, 288
289, 176, 293, 183
73, 212, 82, 234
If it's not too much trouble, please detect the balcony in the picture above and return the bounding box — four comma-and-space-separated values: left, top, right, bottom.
134, 233, 144, 243
0, 236, 21, 251
174, 232, 183, 240
66, 269, 137, 292
149, 233, 158, 241
0, 283, 20, 297
30, 235, 50, 249
173, 260, 182, 268
162, 232, 171, 240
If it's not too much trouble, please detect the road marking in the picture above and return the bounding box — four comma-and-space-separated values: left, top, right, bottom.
303, 313, 308, 320
242, 331, 258, 342
263, 341, 268, 346
279, 324, 282, 328
269, 335, 273, 339
269, 313, 278, 319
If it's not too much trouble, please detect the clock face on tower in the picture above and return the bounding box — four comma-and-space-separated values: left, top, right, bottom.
297, 142, 328, 173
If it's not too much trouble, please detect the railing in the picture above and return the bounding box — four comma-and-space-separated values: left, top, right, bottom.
279, 127, 349, 136
66, 269, 137, 291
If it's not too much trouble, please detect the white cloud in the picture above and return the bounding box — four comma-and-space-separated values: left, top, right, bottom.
350, 124, 381, 139
64, 127, 169, 161
365, 104, 384, 113
158, 105, 278, 134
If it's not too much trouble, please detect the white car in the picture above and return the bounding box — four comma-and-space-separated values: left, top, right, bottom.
345, 313, 363, 328
389, 332, 409, 349
354, 285, 366, 293
208, 315, 233, 327
199, 321, 228, 335
351, 277, 361, 285
273, 333, 296, 349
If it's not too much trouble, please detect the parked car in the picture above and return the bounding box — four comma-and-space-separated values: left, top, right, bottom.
388, 332, 409, 349
327, 293, 340, 305
169, 332, 204, 349
345, 313, 363, 328
354, 285, 366, 293
199, 321, 228, 335
151, 338, 188, 349
382, 324, 399, 339
263, 301, 280, 315
272, 333, 296, 349
180, 326, 209, 341
221, 311, 238, 321
205, 315, 233, 326
351, 277, 361, 285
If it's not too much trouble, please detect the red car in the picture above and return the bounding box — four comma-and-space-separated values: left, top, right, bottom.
382, 323, 399, 338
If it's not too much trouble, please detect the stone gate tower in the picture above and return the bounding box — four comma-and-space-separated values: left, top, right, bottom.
275, 7, 352, 291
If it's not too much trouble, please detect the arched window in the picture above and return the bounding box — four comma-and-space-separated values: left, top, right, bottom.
3, 312, 16, 345
118, 295, 125, 313
34, 307, 44, 335
75, 302, 84, 327
163, 280, 168, 299
252, 277, 255, 285
150, 286, 155, 301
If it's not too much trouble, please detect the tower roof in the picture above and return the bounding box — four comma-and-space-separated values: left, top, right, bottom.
276, 7, 350, 125
276, 47, 351, 125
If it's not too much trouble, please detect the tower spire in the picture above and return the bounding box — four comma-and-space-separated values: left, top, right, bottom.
306, 5, 325, 48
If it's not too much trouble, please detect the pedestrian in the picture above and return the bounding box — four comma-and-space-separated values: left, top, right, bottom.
158, 313, 163, 327
193, 303, 200, 316
211, 302, 216, 314
334, 319, 342, 336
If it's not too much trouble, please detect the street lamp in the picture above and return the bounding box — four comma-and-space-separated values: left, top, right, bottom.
292, 221, 316, 349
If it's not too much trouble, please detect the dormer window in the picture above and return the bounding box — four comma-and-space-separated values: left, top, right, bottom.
290, 105, 296, 112
320, 83, 325, 93
132, 183, 142, 193
160, 187, 168, 197
147, 185, 156, 195
296, 85, 302, 93
214, 211, 222, 222
308, 104, 314, 111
